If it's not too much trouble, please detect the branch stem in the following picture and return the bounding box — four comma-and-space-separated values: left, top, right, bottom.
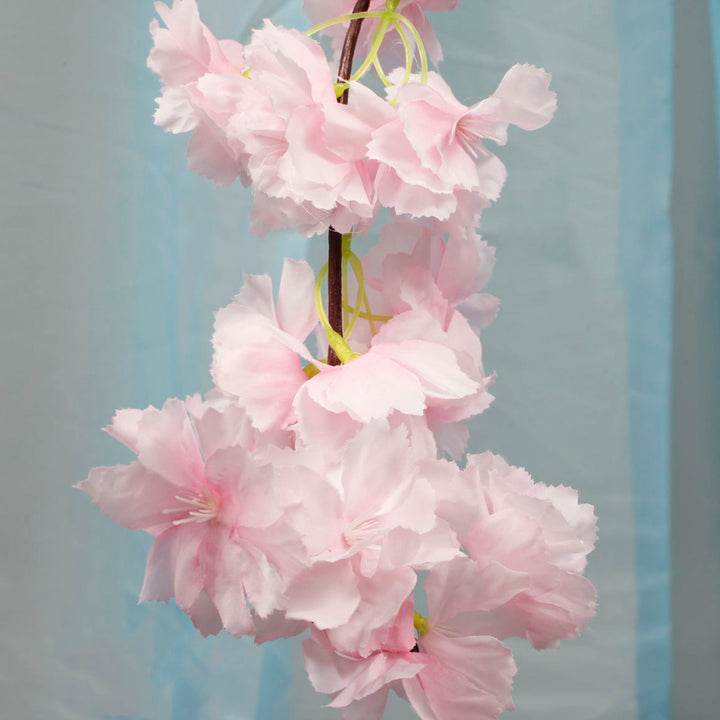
327, 0, 371, 365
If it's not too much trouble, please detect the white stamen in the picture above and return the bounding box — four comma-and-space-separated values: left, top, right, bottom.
343, 516, 383, 548
162, 490, 219, 526
453, 115, 483, 159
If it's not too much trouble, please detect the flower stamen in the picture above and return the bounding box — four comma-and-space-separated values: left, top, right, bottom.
162, 490, 220, 526
343, 516, 383, 547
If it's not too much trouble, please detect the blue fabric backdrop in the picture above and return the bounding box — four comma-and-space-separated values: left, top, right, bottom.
712, 0, 720, 158
616, 3, 673, 718
3, 0, 715, 718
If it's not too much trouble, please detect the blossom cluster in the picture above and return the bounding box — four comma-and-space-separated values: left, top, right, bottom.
79, 2, 596, 719
147, 0, 556, 237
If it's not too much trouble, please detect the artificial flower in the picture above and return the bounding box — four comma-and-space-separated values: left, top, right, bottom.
303, 598, 426, 719
212, 260, 484, 449
148, 0, 250, 185
77, 396, 302, 637
357, 222, 499, 334
436, 451, 597, 649
212, 257, 319, 431
227, 21, 395, 236
369, 64, 556, 233
399, 558, 521, 720
282, 423, 459, 653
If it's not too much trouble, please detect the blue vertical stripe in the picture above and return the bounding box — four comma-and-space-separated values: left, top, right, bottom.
615, 2, 674, 718
711, 0, 720, 162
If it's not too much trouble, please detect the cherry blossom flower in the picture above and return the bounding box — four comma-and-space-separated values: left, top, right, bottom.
369, 64, 557, 233
148, 0, 250, 185
399, 558, 521, 720
357, 222, 499, 335
281, 423, 459, 653
337, 226, 497, 456
76, 396, 302, 638
306, 306, 492, 458
304, 559, 521, 720
212, 259, 484, 449
303, 598, 426, 720
226, 21, 395, 236
212, 257, 319, 432
435, 452, 597, 649
293, 308, 482, 447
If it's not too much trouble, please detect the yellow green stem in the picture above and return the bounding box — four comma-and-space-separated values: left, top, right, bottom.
350, 14, 392, 82
314, 238, 391, 355
308, 6, 429, 88
314, 263, 359, 364
343, 304, 392, 324
342, 247, 350, 331
373, 55, 393, 87
393, 13, 428, 83
344, 249, 365, 339
391, 19, 414, 86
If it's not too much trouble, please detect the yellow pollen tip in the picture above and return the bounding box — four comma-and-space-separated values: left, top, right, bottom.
414, 611, 430, 639
303, 362, 322, 379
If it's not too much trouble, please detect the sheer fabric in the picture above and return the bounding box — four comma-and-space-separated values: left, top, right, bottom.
5, 1, 711, 718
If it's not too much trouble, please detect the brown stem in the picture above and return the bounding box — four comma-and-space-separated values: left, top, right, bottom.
326, 228, 343, 366
327, 0, 371, 366
336, 0, 372, 107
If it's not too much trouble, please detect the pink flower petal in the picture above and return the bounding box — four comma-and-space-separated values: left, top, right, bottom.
77, 461, 179, 535
285, 560, 361, 629
139, 524, 205, 611
134, 399, 205, 489
275, 259, 319, 340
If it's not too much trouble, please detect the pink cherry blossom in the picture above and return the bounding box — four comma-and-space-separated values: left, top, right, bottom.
226, 21, 395, 236
212, 260, 485, 447
398, 558, 521, 720
82, 3, 594, 716
337, 233, 497, 457
369, 64, 556, 233
281, 423, 459, 653
292, 309, 486, 452
303, 598, 425, 720
147, 0, 244, 86
435, 452, 597, 649
76, 396, 302, 638
357, 222, 499, 334
305, 560, 521, 720
212, 257, 319, 432
147, 0, 250, 185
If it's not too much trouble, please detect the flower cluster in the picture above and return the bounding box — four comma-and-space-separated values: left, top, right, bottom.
79, 2, 596, 719
147, 0, 555, 237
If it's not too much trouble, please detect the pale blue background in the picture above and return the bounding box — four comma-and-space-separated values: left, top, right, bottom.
1, 0, 717, 718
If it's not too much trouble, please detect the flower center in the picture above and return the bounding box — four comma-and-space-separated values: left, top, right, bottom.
343, 516, 382, 547
453, 113, 487, 160
163, 488, 220, 526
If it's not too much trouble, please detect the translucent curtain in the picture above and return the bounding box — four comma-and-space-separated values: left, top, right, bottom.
672, 1, 720, 718
616, 2, 674, 718
0, 1, 679, 718
712, 0, 720, 159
